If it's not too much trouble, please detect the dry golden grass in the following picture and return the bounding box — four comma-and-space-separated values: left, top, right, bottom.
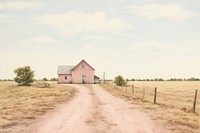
0, 81, 76, 133
101, 81, 200, 133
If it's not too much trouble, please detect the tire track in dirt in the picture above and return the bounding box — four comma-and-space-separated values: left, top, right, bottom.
86, 87, 116, 133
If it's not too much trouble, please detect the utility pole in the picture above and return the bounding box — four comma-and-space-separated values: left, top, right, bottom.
103, 71, 105, 84
0, 55, 1, 80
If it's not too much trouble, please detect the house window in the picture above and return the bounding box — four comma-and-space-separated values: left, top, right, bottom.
65, 77, 67, 80
82, 64, 85, 69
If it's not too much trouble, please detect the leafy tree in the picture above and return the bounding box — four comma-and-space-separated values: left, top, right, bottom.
154, 78, 164, 81
114, 75, 127, 86
187, 77, 199, 81
14, 66, 34, 86
50, 78, 57, 81
43, 78, 48, 81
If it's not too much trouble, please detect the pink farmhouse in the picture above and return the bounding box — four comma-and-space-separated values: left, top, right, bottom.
57, 60, 100, 84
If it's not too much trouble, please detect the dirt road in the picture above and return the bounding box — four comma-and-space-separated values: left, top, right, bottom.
17, 84, 170, 133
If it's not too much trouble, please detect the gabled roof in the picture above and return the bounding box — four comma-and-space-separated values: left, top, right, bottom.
57, 65, 74, 74
71, 59, 95, 71
94, 75, 100, 79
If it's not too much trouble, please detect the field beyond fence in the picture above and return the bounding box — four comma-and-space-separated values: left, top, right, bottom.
102, 81, 200, 133
111, 81, 200, 114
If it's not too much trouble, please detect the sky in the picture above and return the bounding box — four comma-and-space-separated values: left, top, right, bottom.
0, 0, 200, 80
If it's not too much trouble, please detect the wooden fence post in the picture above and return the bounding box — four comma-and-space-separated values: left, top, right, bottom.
132, 85, 134, 95
143, 88, 145, 101
193, 89, 198, 113
154, 87, 157, 104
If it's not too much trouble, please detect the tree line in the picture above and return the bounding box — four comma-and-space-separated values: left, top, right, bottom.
127, 78, 200, 81
114, 75, 200, 86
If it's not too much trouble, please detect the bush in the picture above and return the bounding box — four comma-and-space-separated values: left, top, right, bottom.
126, 79, 129, 81
43, 78, 48, 81
50, 78, 57, 81
114, 75, 127, 86
14, 66, 35, 86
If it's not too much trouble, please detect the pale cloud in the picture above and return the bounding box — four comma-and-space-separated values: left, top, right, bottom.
80, 44, 110, 56
84, 35, 107, 41
0, 14, 11, 19
127, 4, 198, 20
81, 44, 103, 54
21, 35, 57, 45
0, 2, 43, 11
34, 11, 130, 37
124, 41, 174, 55
175, 40, 200, 56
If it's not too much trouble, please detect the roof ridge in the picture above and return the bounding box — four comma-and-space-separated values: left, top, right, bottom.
71, 59, 95, 71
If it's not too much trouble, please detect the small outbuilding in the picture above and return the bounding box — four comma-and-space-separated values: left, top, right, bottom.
94, 75, 100, 84
57, 59, 99, 84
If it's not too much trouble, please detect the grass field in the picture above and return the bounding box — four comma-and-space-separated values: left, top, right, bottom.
101, 81, 200, 133
0, 81, 76, 133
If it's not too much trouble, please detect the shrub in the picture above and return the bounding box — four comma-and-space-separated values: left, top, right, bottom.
43, 78, 48, 81
14, 66, 34, 86
50, 78, 57, 81
114, 75, 127, 86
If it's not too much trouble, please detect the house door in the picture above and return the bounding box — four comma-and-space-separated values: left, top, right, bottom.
82, 75, 86, 84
